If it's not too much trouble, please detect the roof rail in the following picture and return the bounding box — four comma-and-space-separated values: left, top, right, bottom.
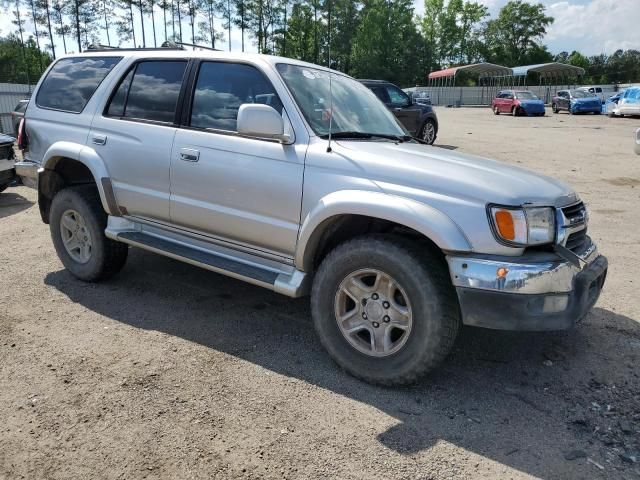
174, 41, 223, 52
84, 42, 186, 52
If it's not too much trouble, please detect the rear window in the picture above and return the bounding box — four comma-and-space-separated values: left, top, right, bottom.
36, 57, 121, 113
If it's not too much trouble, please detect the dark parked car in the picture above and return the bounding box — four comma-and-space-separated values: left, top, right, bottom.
11, 100, 29, 136
552, 90, 601, 115
491, 90, 545, 116
0, 134, 16, 193
359, 80, 438, 144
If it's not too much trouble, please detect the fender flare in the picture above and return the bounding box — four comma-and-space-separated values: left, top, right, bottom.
295, 190, 472, 271
40, 141, 117, 216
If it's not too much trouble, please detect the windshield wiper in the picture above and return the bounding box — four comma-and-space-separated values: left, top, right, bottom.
320, 131, 412, 142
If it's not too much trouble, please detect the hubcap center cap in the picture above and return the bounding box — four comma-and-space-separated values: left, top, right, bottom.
365, 300, 384, 321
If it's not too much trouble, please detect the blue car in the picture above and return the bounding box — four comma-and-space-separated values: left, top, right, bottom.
552, 89, 601, 115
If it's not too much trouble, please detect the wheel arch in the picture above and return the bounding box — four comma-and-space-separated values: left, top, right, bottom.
38, 141, 118, 223
295, 190, 471, 272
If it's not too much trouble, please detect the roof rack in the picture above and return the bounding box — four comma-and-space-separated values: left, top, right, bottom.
84, 41, 222, 53
173, 41, 222, 52
84, 42, 186, 52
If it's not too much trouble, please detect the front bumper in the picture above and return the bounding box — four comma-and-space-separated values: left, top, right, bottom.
447, 242, 607, 331
571, 103, 601, 114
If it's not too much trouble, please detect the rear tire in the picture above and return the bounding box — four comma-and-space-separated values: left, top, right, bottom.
50, 185, 128, 282
311, 235, 460, 386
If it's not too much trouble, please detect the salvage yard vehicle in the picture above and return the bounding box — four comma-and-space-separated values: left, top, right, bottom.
0, 134, 16, 193
16, 47, 608, 385
492, 90, 545, 116
635, 128, 640, 155
607, 86, 640, 118
359, 79, 438, 144
552, 89, 601, 115
576, 86, 606, 104
11, 100, 29, 137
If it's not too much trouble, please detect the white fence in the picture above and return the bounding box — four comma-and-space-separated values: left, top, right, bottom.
0, 83, 31, 136
410, 85, 619, 106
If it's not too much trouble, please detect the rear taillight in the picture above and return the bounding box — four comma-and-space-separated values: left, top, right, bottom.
17, 118, 28, 151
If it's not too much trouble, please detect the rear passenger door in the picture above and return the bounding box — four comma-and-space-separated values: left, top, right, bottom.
90, 59, 188, 222
503, 91, 514, 112
169, 60, 304, 259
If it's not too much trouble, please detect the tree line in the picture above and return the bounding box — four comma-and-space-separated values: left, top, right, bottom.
1, 0, 639, 87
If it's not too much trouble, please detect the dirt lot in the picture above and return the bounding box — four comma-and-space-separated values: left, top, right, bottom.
1, 107, 639, 480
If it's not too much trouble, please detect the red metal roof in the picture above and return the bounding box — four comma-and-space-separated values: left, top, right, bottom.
428, 63, 512, 80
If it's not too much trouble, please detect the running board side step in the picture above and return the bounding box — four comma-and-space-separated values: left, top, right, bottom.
111, 230, 309, 297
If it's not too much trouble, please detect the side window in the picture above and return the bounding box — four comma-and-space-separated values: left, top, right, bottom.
36, 56, 121, 113
190, 62, 283, 131
369, 86, 391, 103
385, 85, 409, 105
106, 69, 134, 117
123, 61, 187, 123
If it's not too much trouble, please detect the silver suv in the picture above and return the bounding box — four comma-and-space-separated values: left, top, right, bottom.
16, 47, 607, 385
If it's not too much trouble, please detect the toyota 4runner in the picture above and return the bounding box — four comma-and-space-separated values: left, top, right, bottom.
15, 47, 608, 385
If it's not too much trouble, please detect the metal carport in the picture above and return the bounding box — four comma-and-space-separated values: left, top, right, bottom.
510, 63, 585, 103
427, 63, 513, 106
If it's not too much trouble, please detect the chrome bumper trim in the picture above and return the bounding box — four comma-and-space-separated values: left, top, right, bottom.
14, 161, 39, 188
447, 243, 599, 295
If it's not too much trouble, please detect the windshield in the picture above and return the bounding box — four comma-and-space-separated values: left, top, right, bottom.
276, 63, 406, 137
571, 90, 595, 98
515, 91, 538, 100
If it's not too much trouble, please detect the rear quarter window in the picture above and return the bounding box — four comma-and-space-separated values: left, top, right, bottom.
36, 56, 122, 113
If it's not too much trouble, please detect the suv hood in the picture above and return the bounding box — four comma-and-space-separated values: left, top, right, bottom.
334, 140, 577, 207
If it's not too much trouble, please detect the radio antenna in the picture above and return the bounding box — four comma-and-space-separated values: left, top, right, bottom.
327, 71, 334, 153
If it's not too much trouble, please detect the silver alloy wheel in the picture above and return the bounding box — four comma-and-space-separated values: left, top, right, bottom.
422, 121, 435, 144
334, 268, 413, 357
60, 209, 93, 264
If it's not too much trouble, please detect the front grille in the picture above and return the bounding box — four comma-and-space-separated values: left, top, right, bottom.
0, 144, 13, 160
561, 202, 588, 252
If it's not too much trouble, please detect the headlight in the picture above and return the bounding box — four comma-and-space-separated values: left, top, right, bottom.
489, 206, 555, 246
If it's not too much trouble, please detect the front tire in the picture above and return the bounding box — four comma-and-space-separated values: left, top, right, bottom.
493, 105, 500, 115
552, 103, 559, 113
311, 235, 460, 385
50, 185, 128, 281
419, 119, 437, 145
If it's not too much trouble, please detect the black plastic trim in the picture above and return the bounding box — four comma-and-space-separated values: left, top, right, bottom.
117, 231, 279, 285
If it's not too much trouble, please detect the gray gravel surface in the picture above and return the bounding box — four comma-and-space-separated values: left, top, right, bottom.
1, 107, 639, 479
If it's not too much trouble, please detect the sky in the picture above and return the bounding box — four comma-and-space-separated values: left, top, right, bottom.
0, 0, 638, 59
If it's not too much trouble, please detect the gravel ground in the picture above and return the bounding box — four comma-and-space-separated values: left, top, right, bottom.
1, 107, 639, 480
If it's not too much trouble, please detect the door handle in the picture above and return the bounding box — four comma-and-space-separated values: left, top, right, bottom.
92, 134, 107, 145
179, 148, 200, 162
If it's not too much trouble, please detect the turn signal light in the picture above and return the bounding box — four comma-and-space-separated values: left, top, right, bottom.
494, 210, 515, 240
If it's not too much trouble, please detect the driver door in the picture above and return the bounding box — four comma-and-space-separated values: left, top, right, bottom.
385, 84, 420, 134
169, 60, 305, 258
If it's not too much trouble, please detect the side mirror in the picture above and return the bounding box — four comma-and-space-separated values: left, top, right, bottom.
237, 104, 291, 143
